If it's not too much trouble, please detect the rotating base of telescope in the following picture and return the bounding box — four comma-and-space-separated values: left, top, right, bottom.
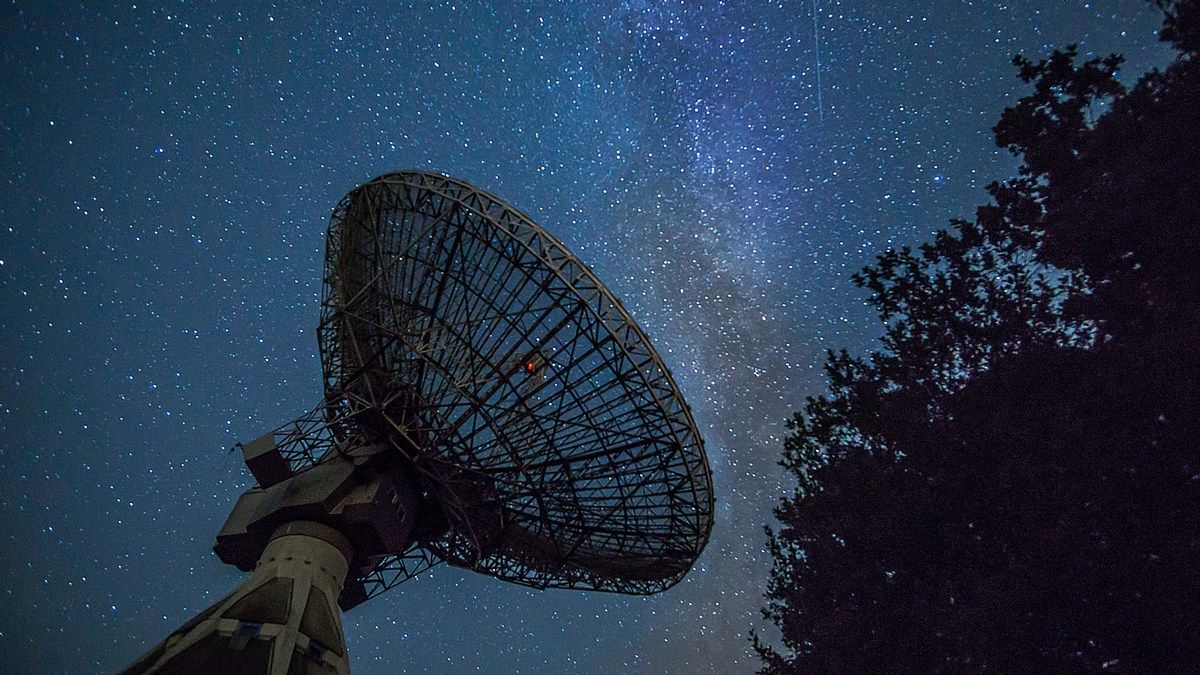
123, 521, 353, 675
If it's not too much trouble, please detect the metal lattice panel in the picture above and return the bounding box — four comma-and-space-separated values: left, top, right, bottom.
313, 171, 713, 595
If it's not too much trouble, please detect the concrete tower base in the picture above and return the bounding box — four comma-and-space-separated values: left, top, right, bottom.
124, 521, 353, 675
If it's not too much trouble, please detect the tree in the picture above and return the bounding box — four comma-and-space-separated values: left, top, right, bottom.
755, 1, 1200, 670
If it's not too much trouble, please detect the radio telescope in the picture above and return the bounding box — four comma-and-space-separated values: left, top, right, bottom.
124, 171, 713, 674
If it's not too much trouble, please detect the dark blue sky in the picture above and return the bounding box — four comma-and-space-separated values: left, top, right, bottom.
0, 2, 1172, 672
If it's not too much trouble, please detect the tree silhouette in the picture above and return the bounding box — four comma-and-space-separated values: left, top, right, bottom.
756, 1, 1200, 670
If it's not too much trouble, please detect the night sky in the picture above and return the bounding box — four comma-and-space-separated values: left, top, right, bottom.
0, 2, 1173, 673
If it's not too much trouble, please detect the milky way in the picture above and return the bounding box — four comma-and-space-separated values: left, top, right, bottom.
0, 2, 1171, 672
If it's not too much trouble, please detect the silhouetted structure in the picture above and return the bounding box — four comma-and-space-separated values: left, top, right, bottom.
756, 1, 1200, 671
126, 172, 713, 674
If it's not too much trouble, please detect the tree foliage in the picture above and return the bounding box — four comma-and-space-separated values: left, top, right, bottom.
756, 2, 1200, 670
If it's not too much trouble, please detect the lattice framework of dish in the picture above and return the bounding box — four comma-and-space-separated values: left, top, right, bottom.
271, 171, 712, 599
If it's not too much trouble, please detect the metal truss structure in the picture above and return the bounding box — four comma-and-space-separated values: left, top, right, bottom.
125, 171, 714, 674
307, 171, 714, 597
249, 405, 445, 600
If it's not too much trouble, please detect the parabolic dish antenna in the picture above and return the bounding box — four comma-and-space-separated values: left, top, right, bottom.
125, 171, 713, 674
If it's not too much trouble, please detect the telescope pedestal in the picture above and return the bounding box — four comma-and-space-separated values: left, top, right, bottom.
124, 521, 353, 675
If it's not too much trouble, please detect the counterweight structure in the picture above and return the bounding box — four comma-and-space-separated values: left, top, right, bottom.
125, 171, 714, 674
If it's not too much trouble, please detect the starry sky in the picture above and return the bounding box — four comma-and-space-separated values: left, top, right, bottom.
0, 2, 1174, 673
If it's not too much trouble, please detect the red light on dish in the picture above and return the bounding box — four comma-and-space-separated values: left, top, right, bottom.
525, 362, 536, 373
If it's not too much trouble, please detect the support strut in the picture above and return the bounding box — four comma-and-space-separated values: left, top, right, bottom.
123, 521, 353, 675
